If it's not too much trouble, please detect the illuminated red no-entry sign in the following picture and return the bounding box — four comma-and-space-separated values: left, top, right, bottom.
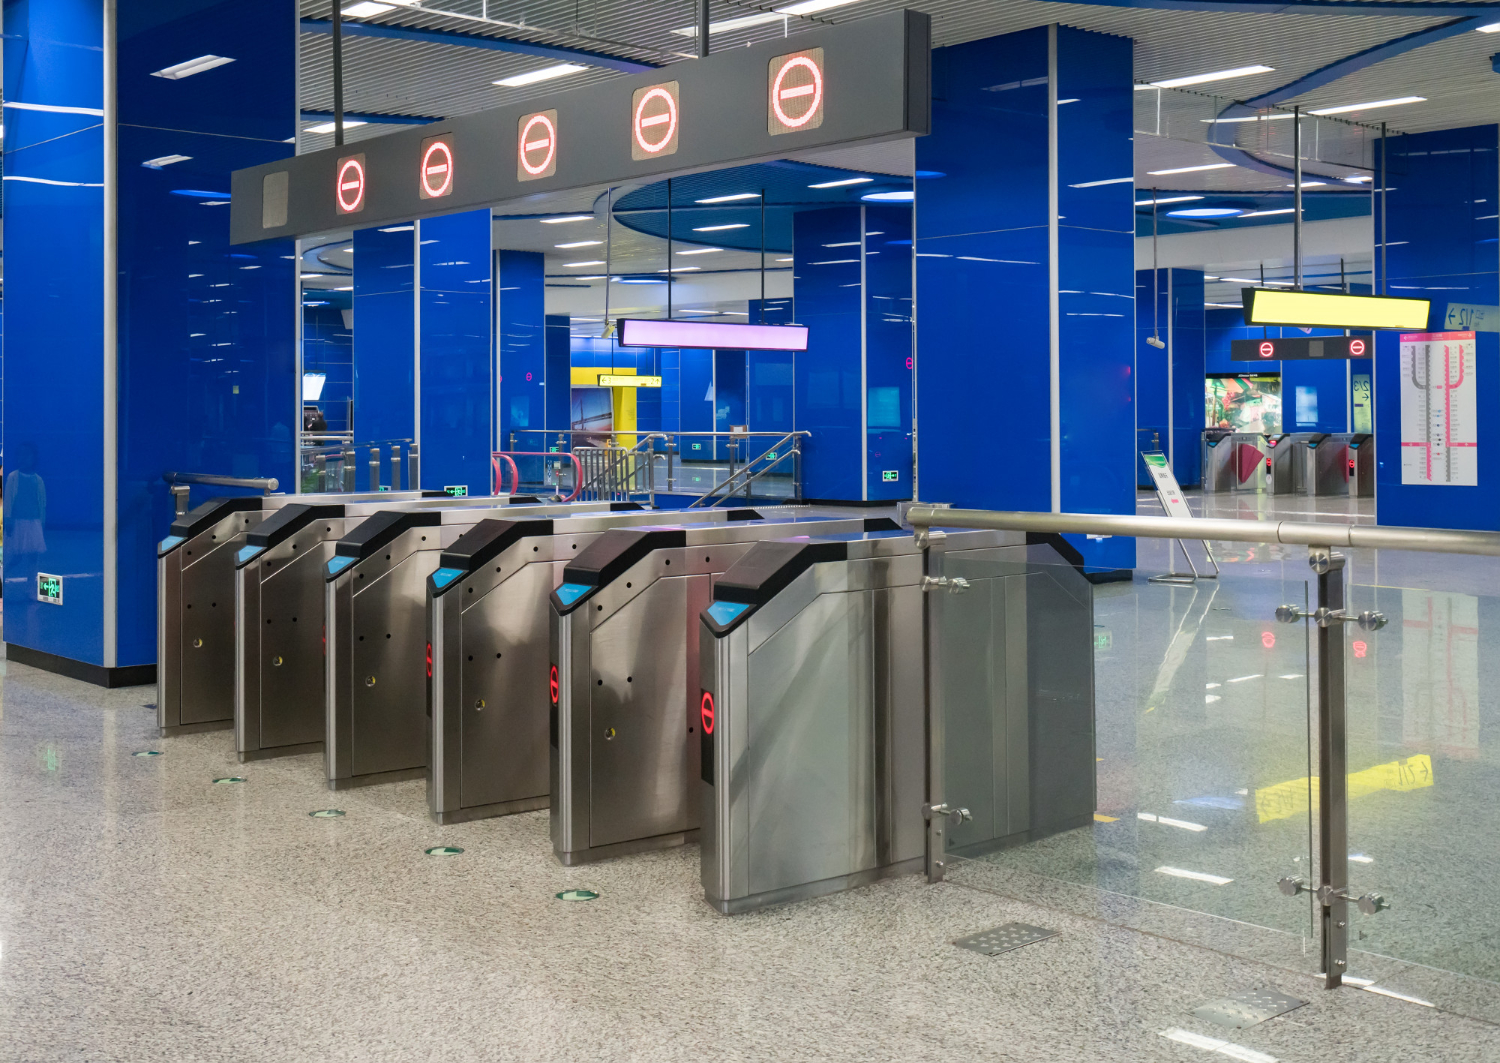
632, 81, 680, 160
769, 48, 825, 134
517, 110, 558, 181
1349, 338, 1366, 357
1259, 340, 1275, 358
335, 154, 365, 214
419, 135, 454, 199
700, 690, 715, 734
550, 664, 560, 705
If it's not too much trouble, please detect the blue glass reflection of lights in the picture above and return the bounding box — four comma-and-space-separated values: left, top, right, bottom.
1167, 207, 1242, 218
431, 567, 464, 590
706, 601, 750, 627
862, 190, 914, 202
555, 582, 591, 607
170, 189, 232, 198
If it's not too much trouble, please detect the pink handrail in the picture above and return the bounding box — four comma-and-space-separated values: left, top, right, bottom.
492, 450, 582, 502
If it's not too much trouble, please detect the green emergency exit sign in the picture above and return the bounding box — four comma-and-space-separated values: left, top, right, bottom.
37, 573, 62, 605
882, 470, 899, 483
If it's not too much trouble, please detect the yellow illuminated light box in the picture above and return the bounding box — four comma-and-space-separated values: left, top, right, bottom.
1242, 287, 1430, 331
598, 374, 662, 387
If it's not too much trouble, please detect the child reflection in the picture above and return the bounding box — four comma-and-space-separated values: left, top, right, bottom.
5, 443, 48, 614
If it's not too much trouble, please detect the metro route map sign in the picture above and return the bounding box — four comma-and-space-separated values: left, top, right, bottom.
232, 11, 930, 243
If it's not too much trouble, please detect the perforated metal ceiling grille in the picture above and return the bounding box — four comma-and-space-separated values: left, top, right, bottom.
295, 0, 1494, 151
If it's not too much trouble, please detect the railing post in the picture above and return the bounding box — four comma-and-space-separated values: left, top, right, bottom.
408, 443, 420, 492
921, 527, 948, 882
369, 447, 381, 491
314, 452, 327, 493
342, 446, 355, 492
391, 445, 402, 492
1314, 546, 1350, 989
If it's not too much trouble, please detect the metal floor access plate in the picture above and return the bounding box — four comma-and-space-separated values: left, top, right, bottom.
953, 922, 1059, 956
1193, 988, 1306, 1030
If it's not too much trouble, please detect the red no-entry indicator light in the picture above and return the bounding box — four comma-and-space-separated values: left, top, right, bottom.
768, 48, 825, 134
1349, 338, 1367, 357
700, 690, 715, 735
335, 154, 366, 214
419, 135, 454, 199
632, 82, 680, 160
517, 110, 558, 182
549, 664, 560, 705
1258, 341, 1275, 358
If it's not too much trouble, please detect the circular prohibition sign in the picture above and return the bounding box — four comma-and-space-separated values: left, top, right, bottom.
519, 113, 556, 177
421, 140, 454, 197
700, 690, 715, 735
1258, 341, 1275, 358
770, 55, 823, 129
633, 87, 678, 155
336, 157, 365, 212
1349, 338, 1367, 356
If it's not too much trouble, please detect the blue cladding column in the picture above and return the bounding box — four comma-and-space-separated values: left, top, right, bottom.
4, 0, 296, 680
792, 206, 914, 502
353, 225, 416, 464
1136, 267, 1205, 485
1375, 124, 1500, 530
419, 209, 493, 496
498, 250, 545, 452
544, 315, 571, 436
916, 25, 1136, 573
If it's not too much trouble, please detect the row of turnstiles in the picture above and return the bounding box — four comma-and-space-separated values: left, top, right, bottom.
1202, 429, 1374, 497
158, 490, 1096, 913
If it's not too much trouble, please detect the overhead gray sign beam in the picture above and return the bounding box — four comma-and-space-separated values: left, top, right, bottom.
233, 10, 930, 245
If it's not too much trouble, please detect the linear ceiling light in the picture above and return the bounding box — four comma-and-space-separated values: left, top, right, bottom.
142, 154, 192, 169
677, 248, 722, 255
151, 55, 235, 80
540, 214, 592, 223
671, 0, 862, 35
1202, 113, 1294, 124
343, 1, 397, 15
1479, 20, 1500, 30
697, 193, 760, 203
1135, 195, 1202, 207
1309, 97, 1425, 116
1147, 163, 1235, 175
1240, 208, 1295, 217
556, 240, 602, 248
495, 63, 586, 88
1151, 65, 1273, 89
564, 260, 607, 267
694, 223, 750, 231
305, 120, 367, 134
809, 177, 873, 188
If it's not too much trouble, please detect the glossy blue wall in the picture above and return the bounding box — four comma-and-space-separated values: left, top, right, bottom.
1136, 268, 1204, 486
419, 210, 492, 496
1375, 124, 1500, 530
916, 26, 1136, 572
497, 249, 544, 451
353, 225, 416, 456
4, 0, 296, 672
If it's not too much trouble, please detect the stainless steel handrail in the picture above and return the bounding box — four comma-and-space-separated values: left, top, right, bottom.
163, 471, 279, 493
902, 506, 1500, 557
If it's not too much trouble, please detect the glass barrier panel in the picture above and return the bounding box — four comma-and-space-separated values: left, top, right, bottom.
937, 549, 1318, 972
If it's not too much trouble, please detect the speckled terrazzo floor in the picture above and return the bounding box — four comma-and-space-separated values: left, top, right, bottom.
0, 648, 1496, 1062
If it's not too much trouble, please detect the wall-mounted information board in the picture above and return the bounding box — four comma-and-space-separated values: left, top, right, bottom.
232, 11, 930, 244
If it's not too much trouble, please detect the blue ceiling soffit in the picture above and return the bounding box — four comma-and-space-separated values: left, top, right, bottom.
1202, 16, 1487, 178
299, 18, 657, 74
1040, 0, 1500, 15
302, 109, 441, 126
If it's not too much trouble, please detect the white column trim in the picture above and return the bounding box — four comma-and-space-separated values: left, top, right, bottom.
859, 204, 869, 500
413, 220, 422, 465
1047, 24, 1061, 514
1166, 269, 1175, 470
102, 0, 119, 668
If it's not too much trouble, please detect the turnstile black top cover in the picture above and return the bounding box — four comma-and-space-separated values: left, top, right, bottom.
168, 496, 263, 543
559, 527, 688, 598
333, 509, 443, 561
1351, 433, 1372, 447
436, 517, 556, 581
242, 503, 346, 557
716, 540, 849, 606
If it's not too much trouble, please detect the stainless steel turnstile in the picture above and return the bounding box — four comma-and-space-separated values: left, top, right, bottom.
1265, 434, 1297, 494
157, 490, 441, 737
426, 506, 773, 823
1301, 433, 1351, 497
1201, 430, 1234, 492
1228, 432, 1268, 492
1348, 433, 1374, 497
698, 530, 1096, 914
548, 514, 898, 865
233, 494, 549, 764
321, 500, 633, 789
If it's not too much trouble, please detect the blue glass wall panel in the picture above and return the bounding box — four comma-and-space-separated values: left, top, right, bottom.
794, 208, 862, 500
544, 315, 571, 436
865, 204, 913, 500
353, 225, 415, 450
680, 349, 715, 459
498, 250, 544, 449
304, 305, 354, 433
420, 209, 492, 495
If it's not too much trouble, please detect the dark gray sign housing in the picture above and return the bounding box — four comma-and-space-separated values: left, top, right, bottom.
231, 10, 930, 244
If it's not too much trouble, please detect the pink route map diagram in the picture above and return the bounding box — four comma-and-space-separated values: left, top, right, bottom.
1401, 331, 1477, 487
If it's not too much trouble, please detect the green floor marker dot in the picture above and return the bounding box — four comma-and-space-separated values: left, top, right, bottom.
425, 846, 464, 856
555, 889, 600, 902
212, 777, 246, 785
309, 809, 345, 818
131, 750, 163, 758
